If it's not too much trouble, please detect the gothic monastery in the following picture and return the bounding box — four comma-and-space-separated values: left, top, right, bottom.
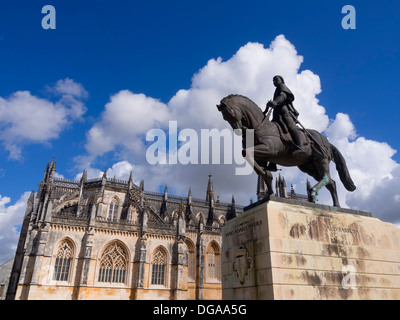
1, 157, 310, 300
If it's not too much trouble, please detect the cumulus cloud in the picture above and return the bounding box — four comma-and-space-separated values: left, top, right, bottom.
0, 79, 87, 160
75, 160, 136, 183
77, 35, 399, 225
0, 192, 31, 264
84, 91, 170, 158
51, 78, 88, 100
323, 113, 400, 224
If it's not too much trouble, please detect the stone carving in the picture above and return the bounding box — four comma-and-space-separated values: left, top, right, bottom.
233, 246, 253, 285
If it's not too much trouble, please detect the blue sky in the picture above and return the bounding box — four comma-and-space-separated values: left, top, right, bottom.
1, 0, 400, 263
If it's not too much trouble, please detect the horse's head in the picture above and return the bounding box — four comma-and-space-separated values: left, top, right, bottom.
216, 97, 245, 135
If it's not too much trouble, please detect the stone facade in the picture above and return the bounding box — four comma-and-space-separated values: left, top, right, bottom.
222, 197, 400, 300
5, 157, 243, 300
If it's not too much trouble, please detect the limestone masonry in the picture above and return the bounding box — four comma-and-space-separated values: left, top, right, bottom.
222, 198, 400, 300
3, 157, 243, 300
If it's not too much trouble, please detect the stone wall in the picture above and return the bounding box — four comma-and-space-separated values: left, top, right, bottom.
222, 198, 400, 300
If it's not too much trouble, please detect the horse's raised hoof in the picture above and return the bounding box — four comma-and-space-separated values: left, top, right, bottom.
311, 188, 318, 203
265, 163, 278, 172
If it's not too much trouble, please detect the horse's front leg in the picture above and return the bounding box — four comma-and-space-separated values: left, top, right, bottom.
242, 144, 274, 195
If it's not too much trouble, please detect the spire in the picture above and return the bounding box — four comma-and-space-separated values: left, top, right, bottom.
139, 179, 144, 191
207, 174, 214, 191
128, 171, 133, 190
48, 156, 56, 181
290, 184, 297, 199
80, 169, 87, 184
185, 188, 193, 221
206, 174, 216, 225
188, 188, 192, 204
163, 184, 168, 200
307, 179, 313, 202
49, 155, 55, 170
42, 162, 49, 182
28, 190, 35, 202
275, 175, 281, 197
257, 175, 268, 201
24, 191, 35, 218
227, 194, 237, 221
282, 177, 288, 198
206, 173, 215, 206
102, 166, 107, 179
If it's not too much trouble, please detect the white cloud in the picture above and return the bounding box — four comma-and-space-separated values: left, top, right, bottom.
77, 35, 400, 225
0, 79, 87, 160
75, 160, 136, 182
321, 112, 400, 224
0, 192, 31, 265
84, 91, 170, 158
51, 78, 88, 99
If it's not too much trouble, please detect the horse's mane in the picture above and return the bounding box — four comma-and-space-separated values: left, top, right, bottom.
221, 94, 259, 110
221, 94, 273, 120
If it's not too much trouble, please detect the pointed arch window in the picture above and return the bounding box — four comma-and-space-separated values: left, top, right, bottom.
151, 247, 167, 286
53, 240, 73, 282
87, 196, 94, 218
108, 198, 119, 221
185, 240, 196, 282
98, 242, 127, 284
206, 242, 221, 282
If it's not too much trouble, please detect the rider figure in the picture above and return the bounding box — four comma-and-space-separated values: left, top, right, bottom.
263, 75, 307, 171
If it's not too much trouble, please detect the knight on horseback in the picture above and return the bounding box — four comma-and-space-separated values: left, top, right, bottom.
263, 76, 308, 171
216, 93, 356, 207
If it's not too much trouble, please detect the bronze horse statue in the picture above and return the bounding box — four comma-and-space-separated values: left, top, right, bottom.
217, 94, 356, 207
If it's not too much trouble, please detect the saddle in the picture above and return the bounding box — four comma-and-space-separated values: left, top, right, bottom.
272, 121, 293, 144
272, 121, 328, 159
254, 116, 329, 159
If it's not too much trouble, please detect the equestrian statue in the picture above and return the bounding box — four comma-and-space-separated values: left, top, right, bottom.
216, 75, 356, 207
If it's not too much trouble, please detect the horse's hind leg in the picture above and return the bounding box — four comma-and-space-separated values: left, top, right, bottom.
309, 157, 331, 203
326, 179, 340, 207
299, 156, 340, 207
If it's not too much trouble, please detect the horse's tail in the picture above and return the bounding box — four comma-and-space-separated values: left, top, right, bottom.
330, 143, 356, 192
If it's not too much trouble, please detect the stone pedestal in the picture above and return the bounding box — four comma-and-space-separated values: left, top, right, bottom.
222, 197, 400, 300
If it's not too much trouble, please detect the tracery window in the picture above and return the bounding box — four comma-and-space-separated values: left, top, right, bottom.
87, 196, 94, 217
151, 247, 167, 286
185, 240, 196, 282
98, 242, 127, 284
206, 242, 221, 282
53, 240, 73, 282
108, 198, 119, 221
